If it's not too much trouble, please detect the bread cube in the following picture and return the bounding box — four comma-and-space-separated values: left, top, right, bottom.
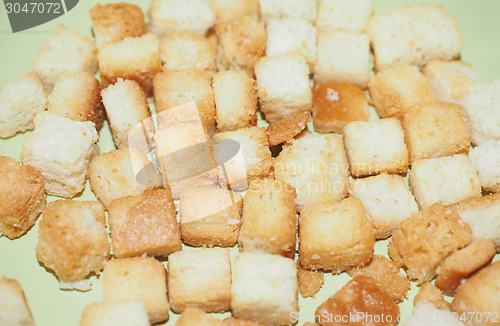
239, 178, 297, 258
369, 64, 436, 118
80, 301, 150, 326
32, 24, 97, 93
0, 278, 35, 326
469, 140, 500, 193
89, 3, 146, 49
210, 0, 259, 22
48, 71, 104, 130
366, 4, 463, 71
266, 110, 310, 146
255, 55, 312, 123
160, 31, 216, 71
175, 307, 224, 326
231, 252, 298, 325
36, 200, 110, 290
258, 0, 317, 22
213, 70, 257, 132
20, 112, 98, 198
223, 317, 264, 326
297, 263, 324, 298
103, 257, 169, 324
0, 156, 45, 239
316, 0, 374, 32
413, 282, 449, 310
409, 154, 481, 208
0, 73, 47, 138
179, 187, 242, 247
215, 16, 266, 73
389, 204, 472, 283
402, 303, 463, 326
150, 0, 215, 37
344, 118, 409, 177
314, 31, 370, 89
98, 33, 161, 95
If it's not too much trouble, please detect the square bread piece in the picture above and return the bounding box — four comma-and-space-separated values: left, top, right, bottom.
20, 112, 98, 198
299, 198, 375, 272
223, 317, 265, 326
179, 187, 242, 247
344, 118, 409, 177
32, 24, 98, 93
103, 257, 169, 324
366, 3, 463, 71
0, 73, 47, 138
80, 301, 150, 326
316, 0, 374, 32
258, 0, 317, 22
409, 154, 481, 208
89, 3, 146, 49
0, 278, 35, 326
369, 64, 436, 118
168, 248, 232, 313
239, 178, 297, 258
255, 54, 312, 123
403, 102, 471, 163
36, 200, 110, 290
313, 31, 370, 89
231, 252, 298, 325
98, 33, 161, 96
469, 140, 500, 193
312, 82, 369, 133
108, 189, 181, 258
48, 71, 104, 130
176, 307, 224, 326
210, 0, 259, 22
274, 132, 349, 211
160, 31, 216, 71
349, 173, 419, 239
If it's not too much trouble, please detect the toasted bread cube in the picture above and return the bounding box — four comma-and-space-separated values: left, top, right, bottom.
469, 140, 500, 193
344, 118, 409, 177
160, 31, 216, 71
210, 0, 259, 22
258, 0, 317, 22
168, 248, 231, 313
369, 64, 436, 118
409, 154, 481, 208
103, 257, 169, 324
32, 24, 97, 93
403, 102, 471, 163
89, 3, 146, 49
0, 278, 35, 326
36, 200, 110, 289
315, 275, 399, 326
223, 317, 264, 326
299, 198, 375, 272
0, 73, 47, 138
402, 303, 463, 326
349, 173, 419, 239
176, 307, 224, 326
275, 133, 349, 210
20, 112, 98, 198
215, 16, 266, 73
239, 178, 297, 258
179, 187, 242, 247
0, 156, 45, 239
389, 204, 472, 283
297, 263, 324, 298
366, 4, 463, 71
266, 110, 310, 146
312, 82, 369, 133
413, 282, 449, 310
80, 301, 150, 326
316, 0, 374, 32
48, 71, 104, 130
314, 31, 370, 89
98, 33, 161, 95
232, 252, 298, 325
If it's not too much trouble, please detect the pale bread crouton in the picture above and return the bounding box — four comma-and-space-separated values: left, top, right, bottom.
401, 303, 464, 326
79, 301, 150, 326
223, 317, 264, 326
266, 110, 310, 146
297, 263, 324, 298
258, 0, 317, 22
175, 307, 223, 326
316, 0, 374, 32
0, 278, 35, 326
469, 140, 500, 193
413, 282, 449, 310
160, 31, 216, 71
210, 0, 259, 22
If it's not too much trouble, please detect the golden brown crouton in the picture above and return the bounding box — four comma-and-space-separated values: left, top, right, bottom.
175, 307, 223, 326
413, 282, 450, 310
210, 0, 259, 22
223, 317, 264, 326
266, 110, 310, 146
298, 263, 324, 298
0, 278, 35, 326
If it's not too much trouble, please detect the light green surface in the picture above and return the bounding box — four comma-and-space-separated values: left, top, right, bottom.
1, 1, 499, 325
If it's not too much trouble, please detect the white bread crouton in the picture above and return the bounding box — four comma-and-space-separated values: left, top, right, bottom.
316, 0, 374, 32
0, 73, 47, 138
210, 0, 259, 22
0, 278, 35, 326
266, 110, 310, 146
176, 307, 224, 326
469, 140, 500, 193
366, 4, 463, 71
79, 301, 150, 326
401, 303, 465, 326
160, 31, 216, 71
223, 317, 264, 326
258, 0, 317, 22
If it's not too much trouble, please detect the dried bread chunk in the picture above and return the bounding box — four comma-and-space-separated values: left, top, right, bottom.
401, 303, 464, 326
160, 31, 216, 71
266, 110, 310, 146
413, 282, 450, 310
210, 0, 259, 22
223, 317, 264, 326
316, 0, 374, 32
0, 278, 35, 326
469, 140, 500, 193
79, 301, 150, 326
175, 307, 223, 326
258, 0, 317, 22
297, 263, 324, 298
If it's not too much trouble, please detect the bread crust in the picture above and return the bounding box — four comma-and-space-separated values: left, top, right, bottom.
267, 110, 310, 146
297, 262, 324, 298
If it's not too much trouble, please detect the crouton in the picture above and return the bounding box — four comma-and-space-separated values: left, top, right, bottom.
20, 112, 98, 198
0, 156, 45, 239
0, 73, 47, 138
469, 140, 500, 193
79, 301, 150, 326
369, 64, 436, 118
413, 282, 449, 310
267, 110, 310, 146
89, 3, 146, 49
0, 278, 35, 326
231, 252, 298, 325
344, 118, 409, 177
366, 3, 463, 71
258, 0, 317, 22
36, 200, 110, 290
409, 154, 481, 208
223, 317, 264, 326
210, 0, 259, 22
175, 307, 223, 326
314, 31, 370, 89
389, 204, 472, 283
32, 24, 98, 93
297, 263, 324, 298
103, 257, 169, 324
401, 303, 464, 326
312, 82, 369, 133
299, 198, 375, 272
316, 0, 374, 32
160, 31, 216, 71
